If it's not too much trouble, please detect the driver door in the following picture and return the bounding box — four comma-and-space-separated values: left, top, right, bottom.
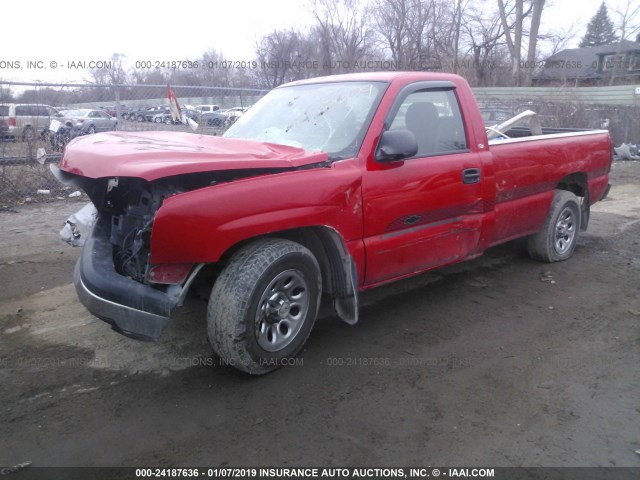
362, 83, 485, 286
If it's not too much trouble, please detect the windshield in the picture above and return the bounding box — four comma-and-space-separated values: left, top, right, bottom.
224, 81, 387, 160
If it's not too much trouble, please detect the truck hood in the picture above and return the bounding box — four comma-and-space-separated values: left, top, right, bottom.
59, 131, 329, 181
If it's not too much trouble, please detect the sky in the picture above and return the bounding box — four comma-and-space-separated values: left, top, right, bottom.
0, 0, 636, 84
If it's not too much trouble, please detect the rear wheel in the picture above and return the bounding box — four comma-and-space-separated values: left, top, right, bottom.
528, 189, 581, 262
207, 238, 321, 374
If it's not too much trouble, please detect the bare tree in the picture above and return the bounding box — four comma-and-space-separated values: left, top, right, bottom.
88, 53, 129, 86
608, 0, 640, 85
498, 0, 524, 85
369, 0, 433, 69
312, 0, 376, 72
523, 0, 546, 86
432, 0, 470, 73
254, 29, 320, 88
497, 0, 546, 86
540, 24, 580, 55
461, 2, 510, 86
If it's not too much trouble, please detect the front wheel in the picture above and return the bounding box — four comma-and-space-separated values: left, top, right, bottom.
528, 189, 581, 262
207, 238, 322, 374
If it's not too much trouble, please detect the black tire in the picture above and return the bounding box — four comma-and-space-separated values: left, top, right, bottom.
164, 117, 172, 125
137, 115, 145, 122
528, 189, 581, 263
87, 125, 96, 134
207, 238, 322, 374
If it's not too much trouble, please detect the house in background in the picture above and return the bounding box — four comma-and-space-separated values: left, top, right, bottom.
533, 40, 640, 86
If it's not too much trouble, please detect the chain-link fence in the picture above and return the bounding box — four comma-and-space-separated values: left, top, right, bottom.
0, 82, 267, 207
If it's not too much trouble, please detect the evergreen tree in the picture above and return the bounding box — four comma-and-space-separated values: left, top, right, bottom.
580, 2, 619, 47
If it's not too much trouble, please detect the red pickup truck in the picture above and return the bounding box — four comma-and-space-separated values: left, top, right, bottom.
53, 72, 612, 374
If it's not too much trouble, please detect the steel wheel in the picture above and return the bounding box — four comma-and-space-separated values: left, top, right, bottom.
256, 269, 310, 352
528, 189, 581, 263
207, 238, 321, 374
554, 207, 577, 255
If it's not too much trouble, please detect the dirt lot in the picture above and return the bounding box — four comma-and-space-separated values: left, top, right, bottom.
1, 162, 639, 470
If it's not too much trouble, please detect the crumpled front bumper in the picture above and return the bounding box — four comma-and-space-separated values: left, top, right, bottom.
74, 216, 179, 341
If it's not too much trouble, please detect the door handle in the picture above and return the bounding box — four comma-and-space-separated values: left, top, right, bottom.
462, 168, 481, 184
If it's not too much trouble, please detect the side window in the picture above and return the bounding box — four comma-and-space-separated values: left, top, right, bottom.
15, 105, 31, 116
34, 106, 49, 116
388, 89, 468, 157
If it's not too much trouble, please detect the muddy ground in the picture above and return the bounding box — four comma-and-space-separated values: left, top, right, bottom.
0, 162, 639, 470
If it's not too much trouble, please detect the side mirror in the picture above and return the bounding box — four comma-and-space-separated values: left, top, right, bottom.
375, 129, 418, 163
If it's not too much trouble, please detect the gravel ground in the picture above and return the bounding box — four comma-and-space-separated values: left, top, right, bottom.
0, 162, 639, 470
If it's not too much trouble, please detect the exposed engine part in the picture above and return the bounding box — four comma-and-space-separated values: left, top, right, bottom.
80, 168, 295, 284
107, 180, 179, 283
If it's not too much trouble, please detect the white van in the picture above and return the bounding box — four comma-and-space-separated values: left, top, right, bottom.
194, 105, 220, 113
0, 103, 63, 141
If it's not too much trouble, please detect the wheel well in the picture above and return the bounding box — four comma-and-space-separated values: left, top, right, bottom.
557, 172, 587, 197
212, 227, 352, 299
189, 227, 358, 324
557, 172, 589, 230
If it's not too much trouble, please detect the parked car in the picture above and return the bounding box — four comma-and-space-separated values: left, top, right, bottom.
54, 72, 613, 375
100, 105, 129, 118
201, 110, 227, 127
143, 107, 170, 123
126, 106, 159, 122
125, 106, 149, 121
223, 106, 249, 126
122, 107, 144, 120
153, 108, 202, 125
183, 109, 202, 122
0, 103, 65, 141
202, 107, 248, 127
151, 111, 174, 124
60, 109, 118, 135
194, 104, 219, 113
